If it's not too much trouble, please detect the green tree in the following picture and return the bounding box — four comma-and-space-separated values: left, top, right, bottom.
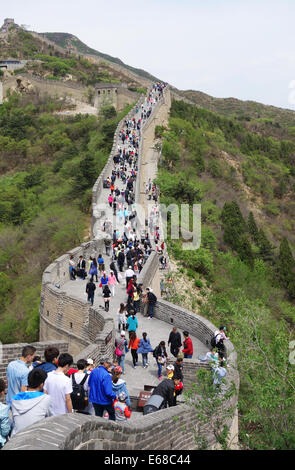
237, 235, 254, 269
247, 211, 259, 244
277, 237, 294, 287
184, 368, 236, 450
76, 154, 97, 190
258, 229, 274, 262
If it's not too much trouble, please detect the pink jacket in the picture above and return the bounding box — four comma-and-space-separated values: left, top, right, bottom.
108, 274, 117, 286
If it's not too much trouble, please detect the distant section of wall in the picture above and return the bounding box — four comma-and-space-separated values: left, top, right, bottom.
91, 95, 145, 237
117, 88, 141, 111
3, 74, 88, 103
0, 60, 27, 71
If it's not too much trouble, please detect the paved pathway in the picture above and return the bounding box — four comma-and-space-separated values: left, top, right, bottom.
63, 86, 208, 397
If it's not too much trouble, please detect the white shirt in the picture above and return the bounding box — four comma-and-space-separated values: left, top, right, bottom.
44, 371, 72, 416
214, 330, 228, 342
125, 268, 134, 278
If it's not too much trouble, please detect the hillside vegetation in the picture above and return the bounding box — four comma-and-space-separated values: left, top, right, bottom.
0, 28, 147, 90
176, 88, 295, 141
0, 88, 133, 343
156, 99, 295, 449
40, 32, 159, 83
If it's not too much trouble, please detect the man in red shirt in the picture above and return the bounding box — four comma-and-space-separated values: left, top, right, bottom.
182, 331, 193, 359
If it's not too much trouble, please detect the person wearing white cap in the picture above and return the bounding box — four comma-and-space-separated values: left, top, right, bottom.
166, 364, 175, 380
115, 331, 128, 374
86, 359, 94, 374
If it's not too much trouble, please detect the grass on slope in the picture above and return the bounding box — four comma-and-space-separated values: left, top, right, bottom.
155, 99, 295, 450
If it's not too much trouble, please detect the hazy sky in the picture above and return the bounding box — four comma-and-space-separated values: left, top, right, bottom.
1, 0, 295, 110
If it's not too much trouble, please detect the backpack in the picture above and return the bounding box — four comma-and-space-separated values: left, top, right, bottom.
71, 373, 88, 411
210, 333, 222, 349
148, 292, 157, 303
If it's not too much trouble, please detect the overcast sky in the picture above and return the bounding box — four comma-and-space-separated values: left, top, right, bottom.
2, 0, 295, 110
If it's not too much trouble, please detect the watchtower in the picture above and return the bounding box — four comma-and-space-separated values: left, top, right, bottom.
94, 82, 119, 110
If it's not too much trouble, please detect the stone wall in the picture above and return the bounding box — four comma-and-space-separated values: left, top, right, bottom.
117, 88, 141, 111
39, 238, 115, 356
2, 86, 239, 450
3, 74, 88, 103
3, 402, 214, 451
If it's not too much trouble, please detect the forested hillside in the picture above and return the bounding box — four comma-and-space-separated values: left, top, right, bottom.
0, 88, 133, 343
40, 32, 159, 83
156, 100, 295, 449
0, 27, 147, 90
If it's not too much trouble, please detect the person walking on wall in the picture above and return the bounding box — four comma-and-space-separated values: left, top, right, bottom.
43, 353, 73, 416
126, 312, 138, 338
128, 332, 140, 369
108, 271, 117, 297
115, 331, 128, 374
137, 332, 153, 368
89, 258, 98, 283
153, 341, 168, 380
168, 327, 182, 358
86, 279, 96, 306
182, 331, 193, 359
102, 285, 112, 312
117, 303, 127, 332
146, 287, 157, 319
88, 358, 116, 421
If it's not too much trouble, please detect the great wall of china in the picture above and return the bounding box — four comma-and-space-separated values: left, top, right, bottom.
1, 85, 239, 451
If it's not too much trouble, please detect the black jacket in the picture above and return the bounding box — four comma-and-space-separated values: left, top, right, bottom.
173, 362, 184, 382
86, 281, 96, 295
153, 345, 168, 360
151, 379, 175, 407
118, 252, 125, 263
77, 259, 86, 270
168, 331, 181, 348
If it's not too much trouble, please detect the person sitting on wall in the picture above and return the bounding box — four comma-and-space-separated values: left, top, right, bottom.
77, 255, 86, 279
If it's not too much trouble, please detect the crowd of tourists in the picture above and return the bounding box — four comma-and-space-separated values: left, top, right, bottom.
0, 82, 230, 447
0, 322, 230, 446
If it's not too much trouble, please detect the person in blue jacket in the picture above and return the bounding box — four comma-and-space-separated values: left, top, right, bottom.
137, 332, 154, 368
0, 379, 11, 449
88, 358, 116, 420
